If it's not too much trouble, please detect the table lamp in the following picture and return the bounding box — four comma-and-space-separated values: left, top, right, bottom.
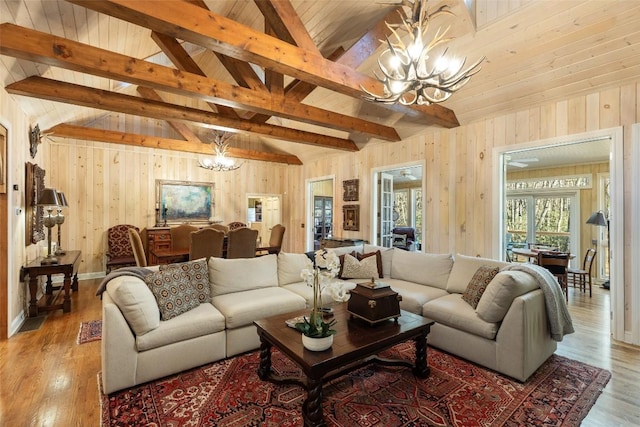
55, 191, 68, 255
586, 210, 609, 289
37, 188, 61, 264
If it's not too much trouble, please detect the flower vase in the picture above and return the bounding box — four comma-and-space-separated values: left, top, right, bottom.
302, 334, 333, 352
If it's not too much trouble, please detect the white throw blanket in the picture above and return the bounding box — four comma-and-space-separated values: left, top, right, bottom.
501, 263, 575, 341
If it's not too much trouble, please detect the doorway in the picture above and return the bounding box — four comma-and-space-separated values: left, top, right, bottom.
306, 177, 334, 251
493, 127, 624, 340
371, 163, 424, 249
246, 193, 281, 248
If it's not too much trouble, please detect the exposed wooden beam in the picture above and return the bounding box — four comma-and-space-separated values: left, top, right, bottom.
44, 124, 303, 165
0, 23, 400, 141
7, 76, 359, 152
254, 0, 321, 54
66, 0, 459, 128
135, 86, 203, 143
150, 31, 239, 118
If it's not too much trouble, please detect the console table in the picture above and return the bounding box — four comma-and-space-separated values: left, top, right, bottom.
22, 250, 81, 317
320, 237, 366, 249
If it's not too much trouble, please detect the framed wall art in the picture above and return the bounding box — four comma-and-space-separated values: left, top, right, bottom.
26, 162, 46, 245
156, 180, 215, 225
343, 204, 360, 231
343, 179, 359, 202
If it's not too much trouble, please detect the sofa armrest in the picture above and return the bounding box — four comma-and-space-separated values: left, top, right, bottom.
101, 292, 139, 394
495, 289, 557, 381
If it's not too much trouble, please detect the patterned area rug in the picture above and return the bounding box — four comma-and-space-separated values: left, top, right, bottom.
77, 319, 102, 344
100, 343, 610, 426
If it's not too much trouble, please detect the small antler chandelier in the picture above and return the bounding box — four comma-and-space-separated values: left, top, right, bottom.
198, 130, 242, 172
362, 0, 484, 106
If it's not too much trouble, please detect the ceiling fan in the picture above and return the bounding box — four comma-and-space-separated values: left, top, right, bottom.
399, 169, 419, 180
505, 157, 539, 168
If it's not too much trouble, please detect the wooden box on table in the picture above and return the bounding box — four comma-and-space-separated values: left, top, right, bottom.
347, 279, 402, 325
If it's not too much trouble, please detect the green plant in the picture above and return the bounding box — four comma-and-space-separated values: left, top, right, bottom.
295, 316, 337, 338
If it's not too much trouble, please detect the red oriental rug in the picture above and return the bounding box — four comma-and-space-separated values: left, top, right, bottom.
100, 343, 610, 426
77, 319, 102, 344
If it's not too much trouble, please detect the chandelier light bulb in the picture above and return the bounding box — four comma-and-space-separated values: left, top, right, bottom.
361, 0, 484, 106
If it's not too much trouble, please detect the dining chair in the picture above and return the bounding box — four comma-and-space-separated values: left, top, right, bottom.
227, 221, 247, 231
568, 248, 597, 297
537, 252, 570, 301
106, 224, 139, 273
170, 224, 198, 251
127, 228, 148, 267
226, 227, 258, 259
189, 228, 225, 261
256, 224, 286, 256
208, 224, 229, 234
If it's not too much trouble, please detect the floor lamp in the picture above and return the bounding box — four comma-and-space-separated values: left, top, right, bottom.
55, 191, 68, 255
37, 188, 61, 265
586, 210, 609, 289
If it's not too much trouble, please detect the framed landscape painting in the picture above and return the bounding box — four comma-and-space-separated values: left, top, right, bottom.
156, 180, 215, 225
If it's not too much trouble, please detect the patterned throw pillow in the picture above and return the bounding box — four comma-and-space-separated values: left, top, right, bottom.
340, 253, 380, 280
147, 259, 209, 320
461, 265, 500, 309
392, 233, 407, 248
159, 258, 211, 304
356, 251, 383, 278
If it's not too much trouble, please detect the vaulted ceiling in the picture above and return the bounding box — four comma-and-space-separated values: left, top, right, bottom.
2, 0, 639, 165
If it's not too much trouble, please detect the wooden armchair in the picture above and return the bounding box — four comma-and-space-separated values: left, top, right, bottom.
106, 224, 139, 273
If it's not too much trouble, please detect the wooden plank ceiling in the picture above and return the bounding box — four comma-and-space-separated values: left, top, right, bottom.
2, 0, 640, 165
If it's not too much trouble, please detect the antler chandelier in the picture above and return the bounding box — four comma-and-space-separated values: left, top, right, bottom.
198, 130, 242, 172
362, 0, 484, 106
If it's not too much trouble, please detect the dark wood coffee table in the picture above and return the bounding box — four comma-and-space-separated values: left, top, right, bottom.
254, 303, 434, 427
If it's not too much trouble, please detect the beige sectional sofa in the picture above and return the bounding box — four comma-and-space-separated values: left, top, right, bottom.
100, 245, 564, 394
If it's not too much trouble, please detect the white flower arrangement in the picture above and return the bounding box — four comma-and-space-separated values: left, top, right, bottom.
296, 249, 350, 338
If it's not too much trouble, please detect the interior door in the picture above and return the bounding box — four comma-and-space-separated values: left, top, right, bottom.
379, 173, 394, 247
313, 196, 333, 249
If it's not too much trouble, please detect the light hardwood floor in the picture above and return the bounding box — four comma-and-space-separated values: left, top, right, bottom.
0, 280, 638, 426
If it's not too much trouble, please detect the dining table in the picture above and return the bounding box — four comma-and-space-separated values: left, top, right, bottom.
511, 248, 575, 263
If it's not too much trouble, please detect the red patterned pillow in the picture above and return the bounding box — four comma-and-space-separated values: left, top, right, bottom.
462, 265, 500, 309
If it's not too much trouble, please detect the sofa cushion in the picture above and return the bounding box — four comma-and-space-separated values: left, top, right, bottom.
144, 260, 208, 320
476, 270, 540, 323
136, 303, 226, 352
364, 245, 393, 277
277, 252, 312, 286
390, 250, 453, 289
382, 278, 449, 315
106, 276, 160, 336
461, 265, 500, 308
446, 254, 509, 294
356, 250, 383, 278
159, 258, 211, 304
212, 287, 306, 329
340, 253, 380, 280
209, 254, 278, 297
423, 294, 499, 340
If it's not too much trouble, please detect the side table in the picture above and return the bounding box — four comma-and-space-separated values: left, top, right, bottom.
22, 250, 81, 317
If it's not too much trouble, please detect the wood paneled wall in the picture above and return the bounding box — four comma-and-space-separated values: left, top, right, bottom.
3, 80, 639, 338
42, 136, 290, 274
290, 83, 637, 332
